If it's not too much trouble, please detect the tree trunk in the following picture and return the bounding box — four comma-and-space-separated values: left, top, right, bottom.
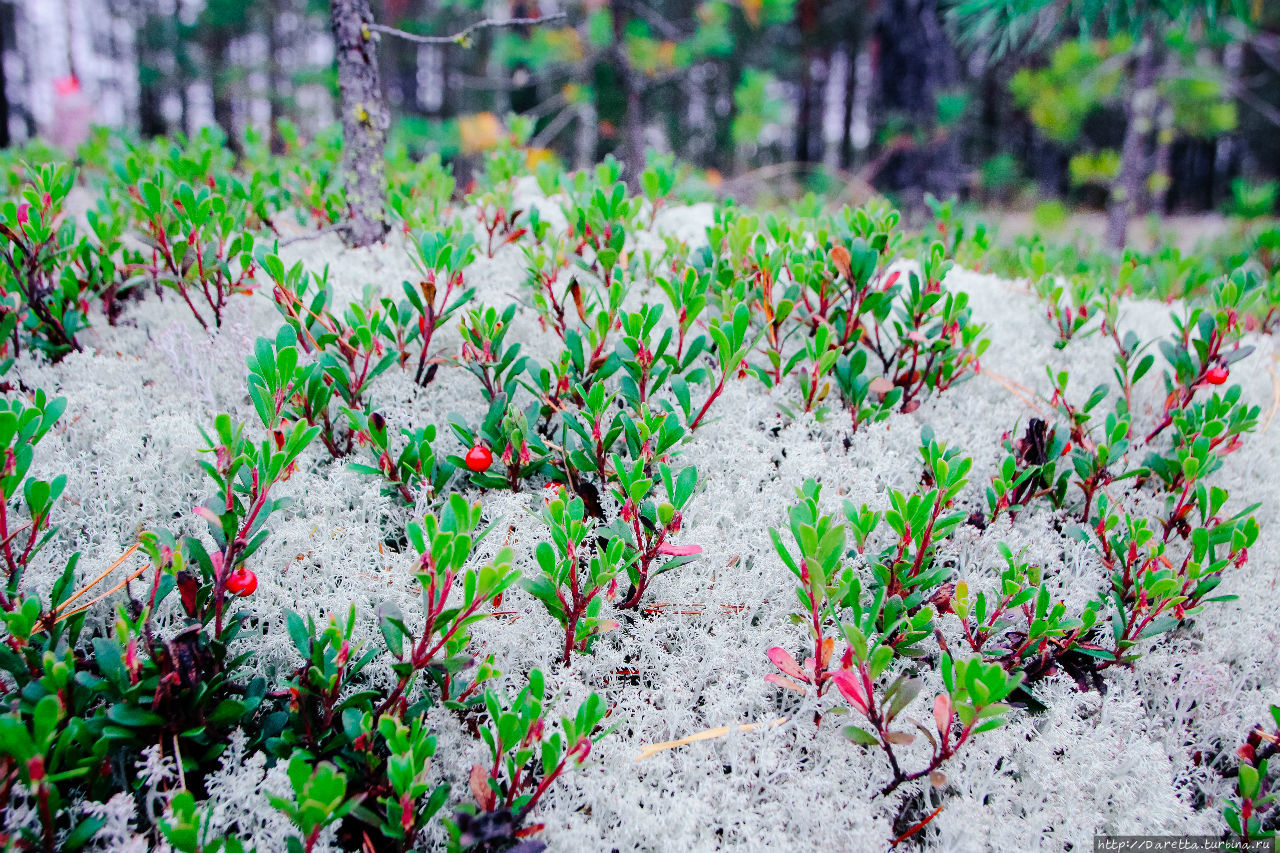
872, 0, 961, 209
266, 0, 286, 153
839, 47, 856, 169
795, 0, 820, 163
574, 77, 599, 170
611, 2, 644, 188
209, 28, 239, 153
1150, 96, 1174, 215
331, 0, 391, 247
1107, 27, 1159, 250
0, 5, 10, 148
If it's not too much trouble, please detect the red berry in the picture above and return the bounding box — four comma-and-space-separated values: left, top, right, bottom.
465, 444, 493, 473
1205, 366, 1229, 385
226, 567, 258, 596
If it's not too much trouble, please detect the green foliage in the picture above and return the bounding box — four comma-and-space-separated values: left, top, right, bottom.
1069, 149, 1122, 189
732, 69, 783, 151
0, 121, 1272, 850
526, 489, 627, 664
1009, 38, 1128, 143
452, 670, 606, 846
269, 754, 361, 853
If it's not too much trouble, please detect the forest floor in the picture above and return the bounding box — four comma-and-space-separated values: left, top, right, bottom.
13, 194, 1280, 851
987, 210, 1239, 252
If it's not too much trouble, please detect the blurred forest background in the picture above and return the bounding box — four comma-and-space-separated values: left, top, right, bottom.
2, 0, 1280, 234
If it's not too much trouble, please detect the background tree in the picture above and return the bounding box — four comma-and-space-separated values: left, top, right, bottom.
1, 0, 1278, 231
947, 0, 1261, 248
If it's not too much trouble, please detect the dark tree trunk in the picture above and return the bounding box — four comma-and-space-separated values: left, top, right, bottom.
611, 1, 644, 188
266, 0, 286, 153
0, 9, 10, 148
839, 47, 857, 168
795, 0, 822, 163
872, 0, 961, 208
1107, 26, 1158, 250
797, 52, 815, 161
839, 0, 870, 172
331, 0, 391, 247
209, 29, 242, 153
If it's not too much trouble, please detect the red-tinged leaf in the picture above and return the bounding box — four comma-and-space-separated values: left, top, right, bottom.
515, 823, 546, 838
830, 245, 852, 281
934, 694, 952, 735
193, 505, 221, 525
901, 399, 921, 414
569, 279, 586, 323
595, 620, 621, 635
884, 731, 915, 745
832, 670, 869, 713
469, 764, 495, 812
177, 571, 199, 617
929, 771, 946, 788
868, 376, 895, 398
818, 637, 834, 669
765, 673, 808, 694
657, 542, 702, 557
767, 647, 808, 682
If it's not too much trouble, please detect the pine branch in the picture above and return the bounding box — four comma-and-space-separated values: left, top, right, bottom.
368, 13, 568, 47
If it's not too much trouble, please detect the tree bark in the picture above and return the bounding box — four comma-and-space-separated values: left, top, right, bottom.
872, 0, 961, 209
0, 3, 10, 148
574, 77, 599, 170
795, 0, 821, 163
1150, 98, 1174, 215
331, 0, 391, 247
1107, 27, 1159, 250
209, 27, 240, 153
611, 1, 644, 188
266, 0, 286, 153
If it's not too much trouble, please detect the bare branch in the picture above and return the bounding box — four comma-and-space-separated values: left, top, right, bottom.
369, 13, 568, 46
531, 103, 583, 149
627, 0, 683, 41
1232, 83, 1280, 130
276, 222, 352, 247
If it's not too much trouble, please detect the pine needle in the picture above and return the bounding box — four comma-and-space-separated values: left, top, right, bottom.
634, 717, 787, 761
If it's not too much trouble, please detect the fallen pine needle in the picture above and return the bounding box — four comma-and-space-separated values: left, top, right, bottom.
34, 559, 149, 634
979, 367, 1045, 415
1263, 356, 1279, 435
54, 543, 140, 615
54, 564, 148, 622
634, 717, 787, 761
